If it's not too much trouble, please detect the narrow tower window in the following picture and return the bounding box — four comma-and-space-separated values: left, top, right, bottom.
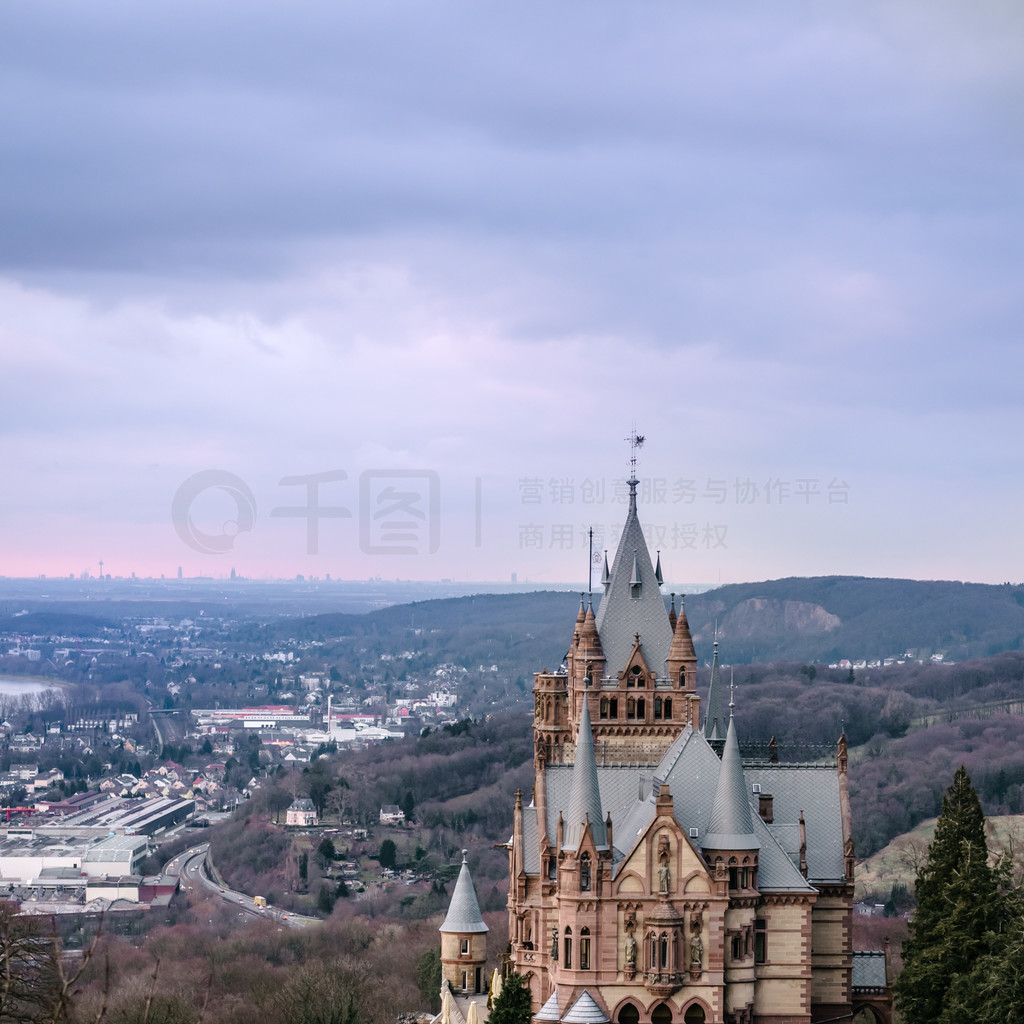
580, 927, 591, 970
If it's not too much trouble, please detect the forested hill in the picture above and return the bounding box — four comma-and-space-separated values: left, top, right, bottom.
260, 577, 1024, 667
683, 577, 1024, 664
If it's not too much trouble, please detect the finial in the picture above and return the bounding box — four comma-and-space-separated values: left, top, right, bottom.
670, 592, 676, 612
624, 427, 645, 481
461, 849, 468, 862
729, 668, 735, 716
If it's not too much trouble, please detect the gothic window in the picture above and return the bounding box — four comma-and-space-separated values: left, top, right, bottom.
618, 1006, 640, 1024
609, 697, 618, 718
678, 668, 686, 687
564, 928, 572, 969
683, 1007, 705, 1024
600, 698, 609, 720
580, 927, 591, 970
637, 698, 646, 719
652, 1003, 672, 1024
580, 853, 591, 891
660, 932, 669, 970
664, 698, 672, 719
755, 919, 767, 964
731, 934, 741, 961
654, 697, 663, 719
649, 933, 658, 970
627, 698, 636, 720
728, 858, 739, 890
632, 665, 645, 687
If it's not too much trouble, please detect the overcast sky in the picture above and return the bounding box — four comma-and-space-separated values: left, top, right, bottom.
1, 2, 1022, 586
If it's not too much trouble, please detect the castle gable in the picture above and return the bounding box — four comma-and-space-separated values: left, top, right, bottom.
612, 804, 711, 900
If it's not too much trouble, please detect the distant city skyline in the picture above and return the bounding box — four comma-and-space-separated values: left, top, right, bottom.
2, 4, 1022, 586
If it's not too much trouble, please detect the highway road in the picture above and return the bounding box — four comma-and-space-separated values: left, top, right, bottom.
171, 843, 315, 928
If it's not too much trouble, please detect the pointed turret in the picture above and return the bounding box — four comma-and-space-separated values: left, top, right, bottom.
654, 550, 663, 585
563, 690, 607, 850
441, 851, 489, 934
594, 478, 672, 678
668, 593, 677, 630
702, 638, 727, 748
665, 595, 698, 715
703, 716, 760, 852
440, 851, 489, 994
600, 551, 610, 588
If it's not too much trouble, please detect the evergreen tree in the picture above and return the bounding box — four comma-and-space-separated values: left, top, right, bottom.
379, 838, 397, 871
896, 765, 1006, 1024
488, 971, 532, 1024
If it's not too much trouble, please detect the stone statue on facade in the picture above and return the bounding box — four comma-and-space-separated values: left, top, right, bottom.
690, 920, 703, 966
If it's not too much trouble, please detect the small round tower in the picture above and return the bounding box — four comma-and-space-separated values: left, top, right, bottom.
440, 850, 489, 994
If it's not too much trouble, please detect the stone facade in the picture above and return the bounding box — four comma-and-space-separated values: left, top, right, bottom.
493, 474, 889, 1024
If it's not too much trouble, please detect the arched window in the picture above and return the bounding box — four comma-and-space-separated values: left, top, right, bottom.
660, 932, 669, 970
564, 928, 572, 969
654, 697, 663, 719
652, 1003, 673, 1024
580, 853, 591, 892
637, 698, 646, 719
679, 668, 686, 687
609, 697, 618, 718
649, 932, 658, 970
683, 1006, 705, 1024
618, 1005, 640, 1024
600, 698, 609, 720
580, 927, 591, 970
627, 697, 636, 720
664, 697, 672, 719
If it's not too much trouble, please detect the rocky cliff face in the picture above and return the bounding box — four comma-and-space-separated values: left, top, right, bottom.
699, 598, 841, 642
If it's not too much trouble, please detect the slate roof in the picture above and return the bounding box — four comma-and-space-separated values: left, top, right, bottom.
563, 696, 608, 850
745, 762, 847, 883
702, 641, 726, 742
594, 479, 672, 680
563, 991, 609, 1024
531, 722, 817, 894
535, 991, 560, 1021
704, 717, 760, 851
852, 950, 888, 989
440, 853, 489, 933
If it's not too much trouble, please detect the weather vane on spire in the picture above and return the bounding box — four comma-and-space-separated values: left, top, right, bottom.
625, 428, 645, 480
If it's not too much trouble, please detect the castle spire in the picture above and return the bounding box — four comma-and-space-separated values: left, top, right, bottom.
594, 454, 671, 679
703, 715, 759, 852
563, 685, 607, 850
440, 850, 489, 935
703, 635, 727, 747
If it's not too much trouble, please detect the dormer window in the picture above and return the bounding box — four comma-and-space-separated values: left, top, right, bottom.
580, 853, 592, 891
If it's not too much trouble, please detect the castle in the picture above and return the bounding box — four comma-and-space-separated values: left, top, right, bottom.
439, 469, 891, 1024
